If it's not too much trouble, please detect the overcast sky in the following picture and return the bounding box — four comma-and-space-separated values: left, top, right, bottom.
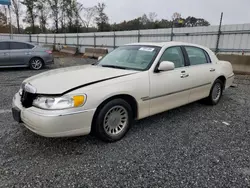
81, 0, 250, 25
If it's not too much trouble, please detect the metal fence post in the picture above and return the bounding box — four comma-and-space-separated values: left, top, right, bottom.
64, 34, 66, 45
94, 33, 96, 48
138, 30, 140, 42
77, 33, 79, 53
29, 34, 31, 42
170, 21, 174, 41
113, 32, 116, 49
53, 34, 56, 51
45, 34, 47, 44
37, 35, 39, 44
215, 12, 223, 54
77, 33, 79, 46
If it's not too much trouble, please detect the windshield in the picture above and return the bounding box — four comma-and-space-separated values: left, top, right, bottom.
97, 45, 161, 70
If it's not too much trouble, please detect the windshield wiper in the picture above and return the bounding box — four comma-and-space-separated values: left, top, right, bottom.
101, 65, 127, 70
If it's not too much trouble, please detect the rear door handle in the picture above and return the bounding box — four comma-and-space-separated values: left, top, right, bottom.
210, 68, 216, 72
25, 52, 31, 55
4, 52, 9, 56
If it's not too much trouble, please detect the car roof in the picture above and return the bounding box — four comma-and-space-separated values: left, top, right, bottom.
0, 39, 35, 45
125, 41, 209, 49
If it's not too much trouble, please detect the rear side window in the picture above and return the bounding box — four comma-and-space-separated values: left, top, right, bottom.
27, 44, 34, 49
185, 46, 208, 65
10, 42, 34, 50
0, 42, 9, 50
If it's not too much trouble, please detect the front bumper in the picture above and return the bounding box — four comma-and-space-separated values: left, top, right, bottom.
12, 93, 95, 137
45, 57, 54, 65
43, 54, 54, 65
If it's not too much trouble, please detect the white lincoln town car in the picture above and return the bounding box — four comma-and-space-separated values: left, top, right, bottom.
12, 42, 234, 142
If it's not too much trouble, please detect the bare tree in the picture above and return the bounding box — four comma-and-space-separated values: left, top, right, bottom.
141, 14, 149, 25
95, 2, 110, 31
0, 6, 8, 25
172, 12, 181, 21
0, 8, 7, 26
72, 1, 83, 32
66, 0, 74, 32
148, 12, 157, 22
21, 0, 37, 34
47, 0, 60, 33
36, 0, 49, 33
59, 0, 67, 32
12, 0, 22, 33
82, 6, 97, 31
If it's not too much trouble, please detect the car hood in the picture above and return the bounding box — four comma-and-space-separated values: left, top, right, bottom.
24, 65, 138, 94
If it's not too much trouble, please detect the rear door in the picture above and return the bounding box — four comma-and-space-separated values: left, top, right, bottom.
183, 46, 217, 102
0, 42, 10, 66
9, 42, 34, 66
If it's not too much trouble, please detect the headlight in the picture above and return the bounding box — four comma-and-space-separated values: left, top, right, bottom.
32, 95, 87, 110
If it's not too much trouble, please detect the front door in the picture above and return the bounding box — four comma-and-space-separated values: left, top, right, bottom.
148, 46, 192, 116
0, 42, 10, 66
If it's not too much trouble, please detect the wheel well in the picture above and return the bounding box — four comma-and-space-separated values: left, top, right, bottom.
91, 94, 138, 131
217, 76, 226, 89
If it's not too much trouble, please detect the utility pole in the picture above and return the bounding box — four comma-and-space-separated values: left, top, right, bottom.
215, 12, 223, 54
8, 5, 13, 38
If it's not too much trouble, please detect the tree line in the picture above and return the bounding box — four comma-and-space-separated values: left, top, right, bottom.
0, 2, 210, 34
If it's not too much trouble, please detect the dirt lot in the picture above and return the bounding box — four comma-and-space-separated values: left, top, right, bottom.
0, 58, 250, 187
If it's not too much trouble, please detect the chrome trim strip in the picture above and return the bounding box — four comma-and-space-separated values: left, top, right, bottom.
142, 82, 211, 101
141, 96, 150, 101
0, 65, 28, 68
227, 74, 235, 79
29, 108, 96, 117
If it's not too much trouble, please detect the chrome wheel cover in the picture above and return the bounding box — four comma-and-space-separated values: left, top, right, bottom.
103, 105, 128, 136
212, 83, 221, 102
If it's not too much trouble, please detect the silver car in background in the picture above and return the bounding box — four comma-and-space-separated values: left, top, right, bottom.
0, 40, 54, 70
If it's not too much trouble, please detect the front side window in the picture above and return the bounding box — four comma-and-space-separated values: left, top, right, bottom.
159, 46, 185, 68
0, 42, 9, 50
97, 45, 160, 71
185, 46, 208, 66
10, 42, 32, 50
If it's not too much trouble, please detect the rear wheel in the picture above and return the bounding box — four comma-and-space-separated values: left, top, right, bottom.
205, 79, 223, 105
29, 57, 44, 70
93, 99, 133, 142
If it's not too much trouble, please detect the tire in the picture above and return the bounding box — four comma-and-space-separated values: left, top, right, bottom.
93, 99, 133, 142
205, 79, 223, 105
29, 57, 44, 70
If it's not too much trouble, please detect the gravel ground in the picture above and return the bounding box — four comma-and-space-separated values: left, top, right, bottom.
0, 60, 250, 188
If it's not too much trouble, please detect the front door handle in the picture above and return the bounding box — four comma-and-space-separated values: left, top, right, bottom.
181, 73, 189, 78
25, 52, 31, 55
3, 52, 9, 56
210, 68, 216, 72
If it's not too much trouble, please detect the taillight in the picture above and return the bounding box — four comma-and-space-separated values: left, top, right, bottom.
46, 50, 52, 54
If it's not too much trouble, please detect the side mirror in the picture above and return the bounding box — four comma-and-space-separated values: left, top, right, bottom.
157, 61, 175, 72
98, 56, 103, 61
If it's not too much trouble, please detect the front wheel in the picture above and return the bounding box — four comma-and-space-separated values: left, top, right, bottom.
93, 99, 133, 142
29, 58, 44, 70
205, 79, 223, 105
